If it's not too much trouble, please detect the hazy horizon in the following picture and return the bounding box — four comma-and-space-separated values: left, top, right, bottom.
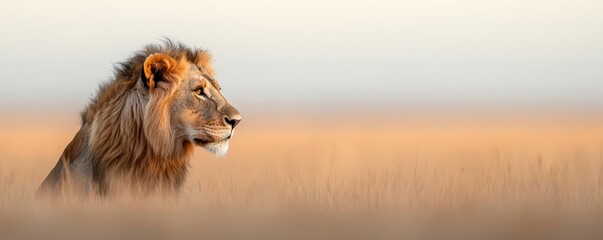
1, 0, 602, 113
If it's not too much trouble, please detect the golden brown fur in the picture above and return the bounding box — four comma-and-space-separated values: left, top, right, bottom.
38, 40, 241, 196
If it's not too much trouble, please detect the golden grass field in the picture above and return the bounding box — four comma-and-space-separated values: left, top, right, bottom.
2, 110, 603, 239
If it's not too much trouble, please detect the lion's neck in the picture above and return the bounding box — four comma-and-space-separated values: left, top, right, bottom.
87, 88, 193, 194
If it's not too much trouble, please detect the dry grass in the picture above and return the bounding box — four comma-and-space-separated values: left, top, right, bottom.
2, 111, 603, 239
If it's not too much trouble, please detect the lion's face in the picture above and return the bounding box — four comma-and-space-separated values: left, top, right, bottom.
176, 63, 241, 156
143, 53, 241, 157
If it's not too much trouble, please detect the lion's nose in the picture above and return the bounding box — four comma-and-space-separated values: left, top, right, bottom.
225, 116, 241, 128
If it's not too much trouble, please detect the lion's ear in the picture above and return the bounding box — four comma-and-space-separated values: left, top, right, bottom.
142, 53, 181, 92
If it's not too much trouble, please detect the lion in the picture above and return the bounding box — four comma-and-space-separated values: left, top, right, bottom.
37, 40, 241, 196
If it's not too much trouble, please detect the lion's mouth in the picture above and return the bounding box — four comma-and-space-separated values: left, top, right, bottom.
194, 136, 232, 157
193, 135, 231, 145
193, 138, 210, 145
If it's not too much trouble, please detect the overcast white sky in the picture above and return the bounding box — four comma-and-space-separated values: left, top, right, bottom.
1, 0, 602, 112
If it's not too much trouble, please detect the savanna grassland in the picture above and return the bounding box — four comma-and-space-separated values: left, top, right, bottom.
2, 110, 603, 239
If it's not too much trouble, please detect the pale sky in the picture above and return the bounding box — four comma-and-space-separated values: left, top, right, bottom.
1, 0, 602, 112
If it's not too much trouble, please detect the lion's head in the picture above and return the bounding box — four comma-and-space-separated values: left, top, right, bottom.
141, 52, 241, 158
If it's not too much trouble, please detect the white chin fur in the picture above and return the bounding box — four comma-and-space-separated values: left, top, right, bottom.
204, 140, 230, 157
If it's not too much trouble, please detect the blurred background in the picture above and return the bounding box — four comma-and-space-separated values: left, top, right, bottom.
1, 0, 602, 114
2, 1, 603, 239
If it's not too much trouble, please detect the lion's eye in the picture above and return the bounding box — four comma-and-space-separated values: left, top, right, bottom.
194, 88, 204, 96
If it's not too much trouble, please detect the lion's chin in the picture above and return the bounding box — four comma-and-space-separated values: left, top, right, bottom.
194, 139, 230, 157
